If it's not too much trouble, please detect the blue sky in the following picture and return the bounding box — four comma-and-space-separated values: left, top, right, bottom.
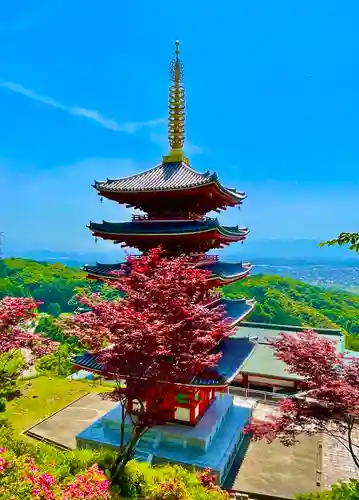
1, 0, 358, 253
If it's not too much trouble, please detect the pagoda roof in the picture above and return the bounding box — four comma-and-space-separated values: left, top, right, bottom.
84, 260, 252, 283
71, 297, 255, 388
94, 162, 245, 201
197, 261, 253, 281
73, 336, 255, 388
192, 337, 254, 385
89, 218, 249, 239
218, 298, 255, 326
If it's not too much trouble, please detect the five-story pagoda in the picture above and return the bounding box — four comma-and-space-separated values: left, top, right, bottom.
75, 42, 256, 485
85, 41, 255, 324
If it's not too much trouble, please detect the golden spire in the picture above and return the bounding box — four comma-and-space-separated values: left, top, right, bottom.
163, 40, 189, 165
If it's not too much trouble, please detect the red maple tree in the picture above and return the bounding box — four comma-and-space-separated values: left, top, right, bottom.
65, 248, 233, 480
0, 296, 56, 399
0, 297, 54, 355
245, 329, 359, 469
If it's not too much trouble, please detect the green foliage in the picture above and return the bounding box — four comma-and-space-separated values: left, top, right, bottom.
0, 421, 116, 484
0, 258, 123, 320
35, 344, 74, 377
320, 232, 359, 254
36, 313, 84, 352
117, 460, 228, 500
0, 258, 87, 315
0, 350, 25, 399
5, 257, 359, 353
0, 422, 227, 500
0, 448, 35, 499
296, 479, 359, 499
223, 274, 359, 348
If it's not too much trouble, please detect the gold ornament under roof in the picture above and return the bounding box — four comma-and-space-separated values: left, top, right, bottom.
163, 41, 189, 165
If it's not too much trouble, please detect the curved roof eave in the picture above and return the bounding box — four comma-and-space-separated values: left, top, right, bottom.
92, 162, 246, 204
93, 162, 213, 193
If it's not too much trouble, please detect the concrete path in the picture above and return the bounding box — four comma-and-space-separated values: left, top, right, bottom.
26, 393, 117, 449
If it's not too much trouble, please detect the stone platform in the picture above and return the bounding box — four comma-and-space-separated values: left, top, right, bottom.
76, 394, 251, 485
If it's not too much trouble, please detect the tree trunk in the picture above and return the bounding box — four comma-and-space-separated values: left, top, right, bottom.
347, 418, 359, 469
111, 426, 148, 485
120, 402, 126, 450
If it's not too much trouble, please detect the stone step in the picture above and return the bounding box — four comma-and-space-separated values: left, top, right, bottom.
134, 450, 153, 463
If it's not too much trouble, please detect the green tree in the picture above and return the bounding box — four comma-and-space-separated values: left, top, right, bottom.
35, 344, 73, 377
320, 232, 359, 253
47, 302, 62, 317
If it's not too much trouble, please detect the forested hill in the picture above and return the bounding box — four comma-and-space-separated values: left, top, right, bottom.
0, 258, 87, 316
223, 274, 359, 349
1, 258, 359, 349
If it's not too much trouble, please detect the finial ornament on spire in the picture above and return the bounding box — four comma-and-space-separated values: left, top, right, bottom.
165, 40, 187, 164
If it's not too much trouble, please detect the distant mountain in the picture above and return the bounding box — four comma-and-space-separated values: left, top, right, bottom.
223, 238, 359, 266
224, 274, 359, 350
2, 249, 124, 267
5, 239, 358, 267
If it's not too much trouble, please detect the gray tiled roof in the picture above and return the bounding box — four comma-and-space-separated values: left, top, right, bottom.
94, 162, 245, 200
72, 299, 256, 387
89, 218, 249, 238
233, 321, 343, 348
198, 261, 253, 280
85, 260, 252, 282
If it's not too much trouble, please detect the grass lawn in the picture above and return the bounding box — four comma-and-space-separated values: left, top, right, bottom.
5, 376, 112, 435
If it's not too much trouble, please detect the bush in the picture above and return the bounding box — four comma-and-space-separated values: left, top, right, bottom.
0, 350, 26, 398
35, 344, 74, 378
295, 480, 359, 499
0, 399, 5, 413
117, 461, 229, 500
0, 421, 116, 483
0, 447, 113, 499
0, 422, 229, 499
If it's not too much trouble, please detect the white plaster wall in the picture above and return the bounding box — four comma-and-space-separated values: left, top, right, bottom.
175, 407, 190, 422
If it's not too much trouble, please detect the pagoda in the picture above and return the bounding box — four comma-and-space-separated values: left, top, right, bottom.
84, 41, 254, 300
74, 42, 255, 486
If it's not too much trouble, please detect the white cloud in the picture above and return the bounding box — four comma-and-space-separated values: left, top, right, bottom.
0, 81, 165, 133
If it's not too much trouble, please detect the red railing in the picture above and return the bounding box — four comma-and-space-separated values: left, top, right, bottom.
185, 254, 219, 263
131, 214, 206, 222
127, 253, 219, 264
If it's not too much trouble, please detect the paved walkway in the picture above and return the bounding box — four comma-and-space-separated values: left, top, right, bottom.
322, 424, 359, 488
233, 433, 321, 499
232, 400, 320, 498
26, 393, 116, 449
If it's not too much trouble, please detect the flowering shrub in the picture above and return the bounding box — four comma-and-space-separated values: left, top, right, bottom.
0, 447, 112, 499
149, 478, 190, 500
61, 464, 111, 499
0, 296, 57, 403
197, 469, 217, 489
120, 461, 229, 500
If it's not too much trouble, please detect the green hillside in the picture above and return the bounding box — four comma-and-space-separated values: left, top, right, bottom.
0, 258, 87, 316
223, 274, 359, 350
1, 258, 359, 350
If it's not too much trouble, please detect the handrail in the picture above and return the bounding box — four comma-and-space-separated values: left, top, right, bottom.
228, 386, 286, 402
